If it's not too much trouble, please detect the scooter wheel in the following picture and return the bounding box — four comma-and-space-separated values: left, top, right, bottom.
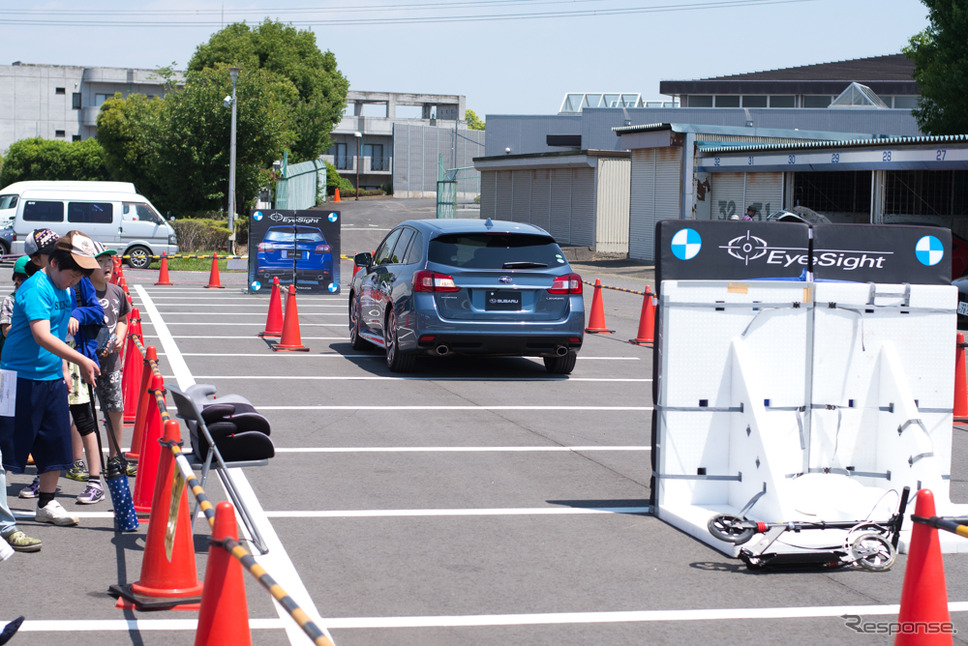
708, 514, 756, 544
852, 533, 896, 572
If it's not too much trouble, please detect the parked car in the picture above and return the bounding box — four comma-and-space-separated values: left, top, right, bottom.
0, 227, 13, 256
256, 225, 333, 287
348, 218, 585, 373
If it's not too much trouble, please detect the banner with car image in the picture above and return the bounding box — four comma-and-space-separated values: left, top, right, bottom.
247, 209, 341, 295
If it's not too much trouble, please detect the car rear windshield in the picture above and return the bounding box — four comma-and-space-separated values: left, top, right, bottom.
428, 233, 564, 269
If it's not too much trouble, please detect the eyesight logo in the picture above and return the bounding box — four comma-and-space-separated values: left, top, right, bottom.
722, 231, 770, 266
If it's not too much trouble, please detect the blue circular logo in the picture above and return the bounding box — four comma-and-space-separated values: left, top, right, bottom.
327, 282, 338, 293
253, 211, 263, 221
671, 228, 702, 261
328, 212, 339, 223
250, 280, 262, 291
915, 235, 944, 267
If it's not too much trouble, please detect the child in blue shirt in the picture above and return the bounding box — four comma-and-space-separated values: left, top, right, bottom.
0, 231, 101, 543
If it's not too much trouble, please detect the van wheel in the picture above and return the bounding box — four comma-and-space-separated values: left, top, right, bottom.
126, 246, 152, 269
543, 350, 577, 374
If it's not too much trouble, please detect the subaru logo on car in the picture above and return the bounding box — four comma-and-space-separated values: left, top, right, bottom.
499, 276, 513, 284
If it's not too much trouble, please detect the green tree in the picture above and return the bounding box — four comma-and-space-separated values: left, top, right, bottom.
0, 137, 108, 186
189, 19, 349, 162
152, 65, 298, 214
905, 0, 968, 135
465, 109, 485, 131
96, 93, 165, 198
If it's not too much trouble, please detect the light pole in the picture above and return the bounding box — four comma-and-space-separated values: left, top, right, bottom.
227, 66, 240, 255
354, 131, 362, 200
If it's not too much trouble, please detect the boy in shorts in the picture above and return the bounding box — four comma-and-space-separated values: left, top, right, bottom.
90, 243, 131, 475
0, 231, 100, 531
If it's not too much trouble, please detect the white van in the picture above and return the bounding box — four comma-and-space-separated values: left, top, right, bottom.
10, 187, 178, 268
0, 180, 138, 228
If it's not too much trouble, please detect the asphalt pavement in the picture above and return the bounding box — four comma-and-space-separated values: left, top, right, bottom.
1, 198, 968, 646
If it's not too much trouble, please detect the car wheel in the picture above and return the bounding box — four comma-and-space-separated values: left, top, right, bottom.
384, 308, 416, 373
543, 350, 577, 374
126, 245, 152, 269
0, 240, 8, 255
349, 294, 371, 351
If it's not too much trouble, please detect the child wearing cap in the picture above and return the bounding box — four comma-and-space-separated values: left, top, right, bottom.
0, 230, 101, 539
1, 257, 30, 342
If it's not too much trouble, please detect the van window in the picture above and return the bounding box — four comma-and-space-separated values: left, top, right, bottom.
68, 202, 113, 224
0, 195, 18, 210
23, 200, 64, 223
122, 202, 163, 225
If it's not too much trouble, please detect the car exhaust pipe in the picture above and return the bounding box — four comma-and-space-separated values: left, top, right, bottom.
435, 345, 450, 356
554, 345, 569, 356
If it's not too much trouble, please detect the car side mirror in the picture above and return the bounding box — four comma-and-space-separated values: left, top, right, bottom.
354, 251, 373, 268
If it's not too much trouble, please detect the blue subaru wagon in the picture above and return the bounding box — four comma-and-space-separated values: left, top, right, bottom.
349, 218, 584, 373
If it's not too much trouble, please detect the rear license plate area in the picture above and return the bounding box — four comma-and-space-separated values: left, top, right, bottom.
486, 290, 521, 311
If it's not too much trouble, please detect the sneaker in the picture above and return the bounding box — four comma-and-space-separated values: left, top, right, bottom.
19, 477, 61, 499
66, 460, 89, 482
76, 483, 104, 505
35, 500, 79, 526
3, 530, 41, 553
18, 477, 39, 499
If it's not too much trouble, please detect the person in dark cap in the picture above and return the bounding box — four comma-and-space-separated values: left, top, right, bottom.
0, 230, 100, 536
23, 228, 59, 276
743, 206, 756, 221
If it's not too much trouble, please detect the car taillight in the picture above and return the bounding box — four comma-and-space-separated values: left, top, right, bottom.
548, 273, 582, 294
258, 242, 266, 252
315, 243, 331, 253
413, 270, 459, 293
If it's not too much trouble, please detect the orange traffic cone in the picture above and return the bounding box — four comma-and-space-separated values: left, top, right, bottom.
334, 188, 341, 203
259, 277, 283, 338
121, 309, 144, 424
585, 279, 614, 334
125, 345, 155, 457
194, 502, 252, 646
111, 420, 204, 610
272, 285, 310, 352
629, 285, 656, 345
132, 373, 166, 513
204, 253, 225, 289
955, 333, 968, 423
896, 489, 952, 645
111, 256, 121, 284
155, 253, 173, 286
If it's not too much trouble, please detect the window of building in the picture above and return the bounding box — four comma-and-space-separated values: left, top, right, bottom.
55, 130, 65, 138
714, 95, 740, 108
687, 95, 713, 108
55, 87, 66, 95
892, 96, 919, 109
769, 96, 796, 108
741, 96, 767, 108
364, 143, 385, 171
803, 95, 832, 108
72, 135, 81, 142
72, 92, 81, 110
792, 171, 871, 214
331, 142, 348, 170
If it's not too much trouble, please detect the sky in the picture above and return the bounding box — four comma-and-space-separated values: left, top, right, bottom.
0, 0, 932, 119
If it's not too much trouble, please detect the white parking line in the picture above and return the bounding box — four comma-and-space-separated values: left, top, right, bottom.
273, 446, 650, 452
14, 602, 968, 633
192, 375, 650, 382
265, 507, 652, 518
256, 405, 654, 411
